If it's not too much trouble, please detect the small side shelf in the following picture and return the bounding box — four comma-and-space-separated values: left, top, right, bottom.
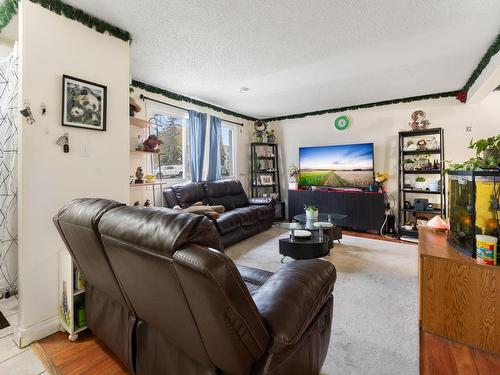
130, 117, 150, 128
59, 251, 87, 341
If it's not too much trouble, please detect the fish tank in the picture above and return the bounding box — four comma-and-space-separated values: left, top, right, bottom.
447, 171, 500, 262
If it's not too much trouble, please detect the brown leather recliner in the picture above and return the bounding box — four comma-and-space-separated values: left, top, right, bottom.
54, 198, 336, 375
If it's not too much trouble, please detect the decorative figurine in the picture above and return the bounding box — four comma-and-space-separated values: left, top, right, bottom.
144, 199, 151, 207
143, 135, 163, 152
135, 166, 144, 184
409, 110, 430, 131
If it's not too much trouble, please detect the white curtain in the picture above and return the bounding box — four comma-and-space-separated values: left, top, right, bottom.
0, 45, 18, 293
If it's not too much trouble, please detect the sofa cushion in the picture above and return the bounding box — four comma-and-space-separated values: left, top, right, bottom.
254, 205, 275, 220
171, 182, 207, 208
203, 181, 235, 211
236, 206, 259, 226
215, 211, 241, 234
225, 180, 249, 208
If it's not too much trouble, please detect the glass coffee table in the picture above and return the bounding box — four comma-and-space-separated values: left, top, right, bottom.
293, 213, 347, 248
274, 221, 334, 262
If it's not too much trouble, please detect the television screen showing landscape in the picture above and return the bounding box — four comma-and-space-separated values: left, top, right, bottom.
299, 143, 374, 187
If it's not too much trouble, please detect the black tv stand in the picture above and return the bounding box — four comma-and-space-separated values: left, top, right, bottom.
288, 189, 385, 231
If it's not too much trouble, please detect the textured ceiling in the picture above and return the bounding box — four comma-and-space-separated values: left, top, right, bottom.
65, 0, 500, 118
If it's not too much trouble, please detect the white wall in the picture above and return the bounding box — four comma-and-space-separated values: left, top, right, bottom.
129, 86, 254, 206
272, 92, 500, 216
16, 0, 129, 346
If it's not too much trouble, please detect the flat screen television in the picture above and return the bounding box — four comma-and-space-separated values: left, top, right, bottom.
299, 143, 374, 188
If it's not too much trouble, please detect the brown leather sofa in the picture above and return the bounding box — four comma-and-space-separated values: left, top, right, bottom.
163, 179, 275, 247
54, 198, 336, 375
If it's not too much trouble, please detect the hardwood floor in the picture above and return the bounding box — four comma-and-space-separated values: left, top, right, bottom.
343, 229, 411, 244
420, 332, 500, 375
34, 330, 500, 374
34, 331, 130, 375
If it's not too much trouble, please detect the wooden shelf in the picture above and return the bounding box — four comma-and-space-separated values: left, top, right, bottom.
130, 117, 150, 128
129, 180, 170, 187
257, 156, 276, 160
130, 150, 158, 155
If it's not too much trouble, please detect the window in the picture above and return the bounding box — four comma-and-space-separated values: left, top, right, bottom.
220, 123, 235, 178
150, 114, 188, 180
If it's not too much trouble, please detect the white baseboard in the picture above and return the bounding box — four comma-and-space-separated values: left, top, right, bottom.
14, 315, 59, 348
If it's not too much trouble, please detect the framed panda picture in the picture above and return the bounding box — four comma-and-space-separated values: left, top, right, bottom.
62, 75, 107, 131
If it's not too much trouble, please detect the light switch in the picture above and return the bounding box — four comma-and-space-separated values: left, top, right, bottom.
80, 144, 90, 157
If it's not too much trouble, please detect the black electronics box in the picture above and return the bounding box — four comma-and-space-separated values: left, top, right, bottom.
414, 198, 429, 211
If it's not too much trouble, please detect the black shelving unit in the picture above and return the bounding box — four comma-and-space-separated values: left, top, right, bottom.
250, 143, 284, 219
397, 128, 446, 239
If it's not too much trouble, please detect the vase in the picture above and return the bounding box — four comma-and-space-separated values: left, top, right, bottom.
267, 136, 275, 143
256, 135, 263, 143
305, 210, 318, 220
415, 181, 426, 190
289, 181, 297, 190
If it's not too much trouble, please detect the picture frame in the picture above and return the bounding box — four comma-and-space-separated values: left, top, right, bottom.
259, 174, 274, 185
62, 75, 107, 131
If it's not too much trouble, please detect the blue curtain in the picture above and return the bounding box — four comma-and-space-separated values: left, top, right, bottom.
188, 110, 207, 182
207, 116, 221, 181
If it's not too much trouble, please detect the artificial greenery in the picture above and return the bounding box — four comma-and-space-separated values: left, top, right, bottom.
0, 0, 18, 33
463, 33, 500, 92
415, 176, 426, 182
30, 0, 131, 42
263, 90, 458, 122
132, 80, 256, 121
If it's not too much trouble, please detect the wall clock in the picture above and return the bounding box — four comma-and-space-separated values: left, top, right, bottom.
334, 115, 350, 130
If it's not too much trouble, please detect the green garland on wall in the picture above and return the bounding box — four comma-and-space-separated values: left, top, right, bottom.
29, 0, 131, 42
0, 0, 18, 33
262, 90, 459, 122
462, 33, 500, 92
131, 80, 257, 121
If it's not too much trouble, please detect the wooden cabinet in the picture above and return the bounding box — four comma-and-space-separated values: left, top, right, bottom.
418, 227, 500, 355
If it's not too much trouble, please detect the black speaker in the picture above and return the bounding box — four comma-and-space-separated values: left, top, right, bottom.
414, 198, 428, 211
384, 214, 395, 234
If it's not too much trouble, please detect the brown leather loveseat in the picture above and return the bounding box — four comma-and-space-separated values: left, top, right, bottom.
163, 179, 275, 247
54, 198, 336, 375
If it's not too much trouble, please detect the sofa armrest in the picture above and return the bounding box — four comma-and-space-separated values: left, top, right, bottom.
248, 197, 276, 206
251, 259, 336, 353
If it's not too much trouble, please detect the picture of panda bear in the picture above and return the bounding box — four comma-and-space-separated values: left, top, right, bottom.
63, 75, 107, 131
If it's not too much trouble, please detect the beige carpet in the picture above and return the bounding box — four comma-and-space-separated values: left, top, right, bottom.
225, 227, 419, 375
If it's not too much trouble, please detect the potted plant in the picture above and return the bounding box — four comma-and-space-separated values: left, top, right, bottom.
403, 158, 415, 171
288, 164, 300, 190
469, 135, 500, 161
254, 120, 267, 143
304, 205, 319, 220
375, 171, 388, 186
445, 134, 500, 172
415, 176, 426, 190
266, 129, 276, 143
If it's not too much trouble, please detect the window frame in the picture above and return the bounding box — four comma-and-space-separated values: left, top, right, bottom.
220, 121, 236, 180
